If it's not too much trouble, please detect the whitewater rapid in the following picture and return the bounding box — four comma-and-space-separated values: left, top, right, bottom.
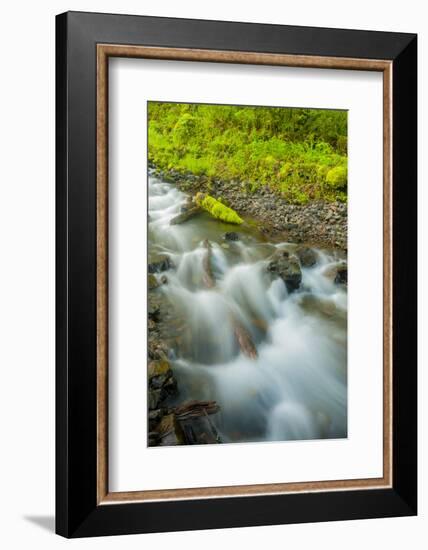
148, 173, 347, 443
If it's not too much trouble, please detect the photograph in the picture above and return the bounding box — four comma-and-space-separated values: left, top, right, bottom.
147, 101, 348, 447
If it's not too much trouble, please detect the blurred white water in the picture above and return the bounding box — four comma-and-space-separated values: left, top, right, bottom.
148, 173, 347, 443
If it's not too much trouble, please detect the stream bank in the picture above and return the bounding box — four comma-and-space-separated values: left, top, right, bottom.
150, 165, 347, 251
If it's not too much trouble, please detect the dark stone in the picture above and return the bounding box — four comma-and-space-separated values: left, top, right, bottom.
148, 303, 161, 321
323, 262, 347, 286
148, 409, 164, 431
335, 266, 347, 285
224, 231, 239, 241
296, 247, 318, 268
148, 254, 172, 273
268, 251, 302, 292
148, 431, 160, 446
148, 389, 162, 410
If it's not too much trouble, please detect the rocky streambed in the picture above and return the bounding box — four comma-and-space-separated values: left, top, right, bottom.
147, 168, 348, 447
150, 166, 347, 250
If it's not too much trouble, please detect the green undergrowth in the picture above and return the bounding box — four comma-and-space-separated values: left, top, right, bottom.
148, 102, 347, 204
195, 193, 243, 224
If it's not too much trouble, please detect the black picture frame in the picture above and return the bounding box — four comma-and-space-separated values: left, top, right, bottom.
56, 11, 417, 538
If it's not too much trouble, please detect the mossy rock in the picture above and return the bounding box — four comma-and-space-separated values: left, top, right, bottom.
148, 359, 171, 379
195, 193, 243, 225
148, 274, 159, 290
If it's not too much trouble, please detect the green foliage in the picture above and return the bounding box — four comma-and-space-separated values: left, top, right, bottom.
326, 164, 347, 189
148, 102, 348, 203
195, 193, 243, 224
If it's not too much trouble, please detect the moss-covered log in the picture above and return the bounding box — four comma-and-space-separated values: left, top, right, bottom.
195, 193, 243, 224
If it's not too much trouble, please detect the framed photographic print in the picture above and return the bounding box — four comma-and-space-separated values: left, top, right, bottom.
56, 11, 417, 538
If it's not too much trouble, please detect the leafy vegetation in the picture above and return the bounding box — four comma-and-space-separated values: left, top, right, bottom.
148, 102, 347, 203
195, 193, 243, 224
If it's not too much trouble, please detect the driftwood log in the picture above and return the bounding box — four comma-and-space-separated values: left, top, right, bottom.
170, 205, 202, 225
201, 240, 258, 359
174, 400, 221, 444
174, 399, 220, 420
232, 318, 258, 359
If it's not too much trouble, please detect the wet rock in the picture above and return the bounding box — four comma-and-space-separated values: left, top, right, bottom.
148, 360, 176, 392
148, 254, 173, 273
148, 431, 160, 446
148, 409, 164, 431
300, 294, 337, 317
224, 231, 239, 241
148, 273, 159, 290
157, 413, 185, 446
323, 262, 347, 286
148, 389, 162, 410
268, 251, 302, 292
335, 266, 347, 285
148, 342, 169, 360
296, 247, 317, 268
149, 409, 163, 422
148, 303, 161, 321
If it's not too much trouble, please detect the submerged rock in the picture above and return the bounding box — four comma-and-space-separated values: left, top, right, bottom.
224, 231, 239, 241
268, 251, 302, 292
148, 254, 173, 273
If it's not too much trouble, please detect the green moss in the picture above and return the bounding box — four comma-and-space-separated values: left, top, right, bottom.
195, 193, 243, 224
148, 102, 348, 203
148, 359, 171, 378
326, 164, 347, 189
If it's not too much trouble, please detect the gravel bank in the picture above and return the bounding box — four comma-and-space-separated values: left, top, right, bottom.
150, 166, 347, 251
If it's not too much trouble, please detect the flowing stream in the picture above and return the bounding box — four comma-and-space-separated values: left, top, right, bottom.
148, 173, 347, 443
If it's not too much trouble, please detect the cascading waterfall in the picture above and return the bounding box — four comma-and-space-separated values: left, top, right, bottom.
148, 173, 347, 444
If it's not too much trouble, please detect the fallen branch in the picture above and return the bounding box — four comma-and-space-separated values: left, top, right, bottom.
170, 206, 202, 225
232, 317, 258, 359
201, 239, 216, 288
174, 400, 220, 420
